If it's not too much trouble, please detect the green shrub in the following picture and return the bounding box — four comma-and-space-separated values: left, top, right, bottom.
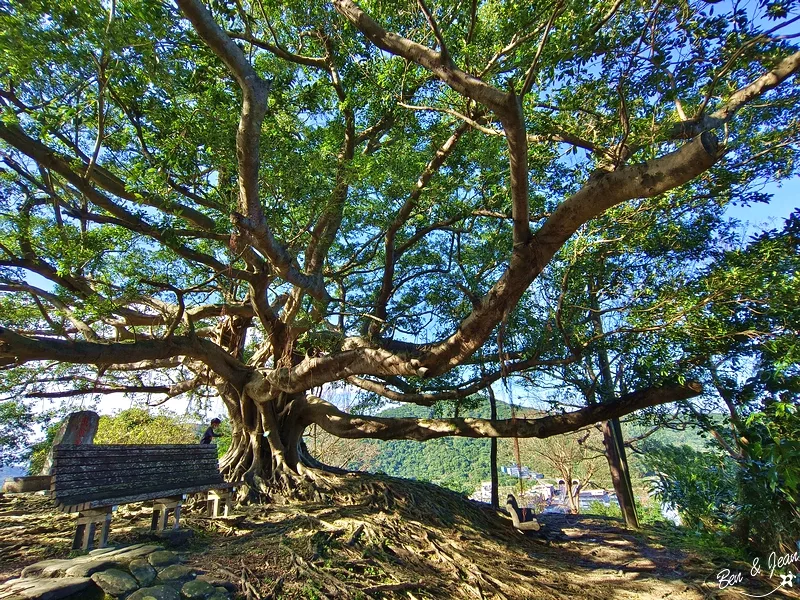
640, 417, 800, 554
635, 497, 669, 526
95, 408, 198, 445
0, 400, 36, 468
639, 442, 738, 531
736, 399, 800, 552
28, 421, 63, 475
585, 501, 622, 518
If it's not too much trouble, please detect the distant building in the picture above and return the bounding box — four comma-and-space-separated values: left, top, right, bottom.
530, 484, 554, 501
577, 489, 618, 510
556, 479, 580, 496
469, 481, 495, 503
542, 504, 568, 514
469, 482, 545, 510
500, 465, 544, 479
470, 479, 619, 515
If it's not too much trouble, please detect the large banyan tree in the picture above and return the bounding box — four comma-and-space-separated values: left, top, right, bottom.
1, 0, 798, 497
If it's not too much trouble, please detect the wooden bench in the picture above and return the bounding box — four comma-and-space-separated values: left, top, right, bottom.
50, 444, 238, 550
506, 494, 541, 532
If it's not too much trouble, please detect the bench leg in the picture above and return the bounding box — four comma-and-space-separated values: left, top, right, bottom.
75, 508, 114, 550
158, 508, 168, 532
72, 524, 86, 551
99, 514, 112, 548
83, 522, 97, 551
152, 497, 183, 532
150, 504, 167, 532
207, 490, 231, 518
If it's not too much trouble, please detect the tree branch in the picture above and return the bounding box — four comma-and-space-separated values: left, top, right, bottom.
0, 123, 253, 280
333, 0, 508, 112
671, 50, 800, 139
419, 132, 720, 376
417, 0, 450, 64
227, 31, 327, 69
345, 354, 579, 406
0, 327, 249, 386
369, 121, 470, 336
176, 0, 330, 303
335, 0, 532, 246
24, 376, 204, 400
303, 382, 703, 440
26, 385, 170, 399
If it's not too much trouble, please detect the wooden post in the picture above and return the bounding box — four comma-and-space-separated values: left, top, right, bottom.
84, 523, 97, 551
158, 508, 168, 532
206, 494, 219, 518
99, 513, 111, 548
602, 419, 640, 528
488, 386, 499, 510
588, 276, 640, 529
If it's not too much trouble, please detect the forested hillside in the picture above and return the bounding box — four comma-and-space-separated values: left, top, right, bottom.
342, 402, 507, 494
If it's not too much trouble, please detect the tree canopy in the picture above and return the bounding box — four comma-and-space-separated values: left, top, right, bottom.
0, 0, 798, 492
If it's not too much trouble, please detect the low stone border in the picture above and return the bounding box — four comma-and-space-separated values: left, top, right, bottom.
0, 544, 234, 600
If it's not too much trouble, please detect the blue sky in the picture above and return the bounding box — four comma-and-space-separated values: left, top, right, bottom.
727, 177, 799, 225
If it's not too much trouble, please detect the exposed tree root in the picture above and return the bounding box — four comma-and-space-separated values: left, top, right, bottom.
179, 471, 721, 599
1, 477, 761, 600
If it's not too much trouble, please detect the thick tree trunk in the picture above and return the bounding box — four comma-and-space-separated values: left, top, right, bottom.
217, 385, 323, 503
602, 419, 640, 528
567, 485, 581, 514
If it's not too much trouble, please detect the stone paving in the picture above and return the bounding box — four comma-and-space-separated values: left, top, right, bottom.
0, 544, 234, 600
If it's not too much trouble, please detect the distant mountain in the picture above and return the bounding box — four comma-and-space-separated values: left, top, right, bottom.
624, 421, 708, 450
0, 465, 26, 480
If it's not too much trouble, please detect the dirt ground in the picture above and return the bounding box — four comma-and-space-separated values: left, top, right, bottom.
1, 473, 797, 600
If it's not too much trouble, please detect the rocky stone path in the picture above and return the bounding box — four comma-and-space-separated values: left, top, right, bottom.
0, 544, 235, 600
